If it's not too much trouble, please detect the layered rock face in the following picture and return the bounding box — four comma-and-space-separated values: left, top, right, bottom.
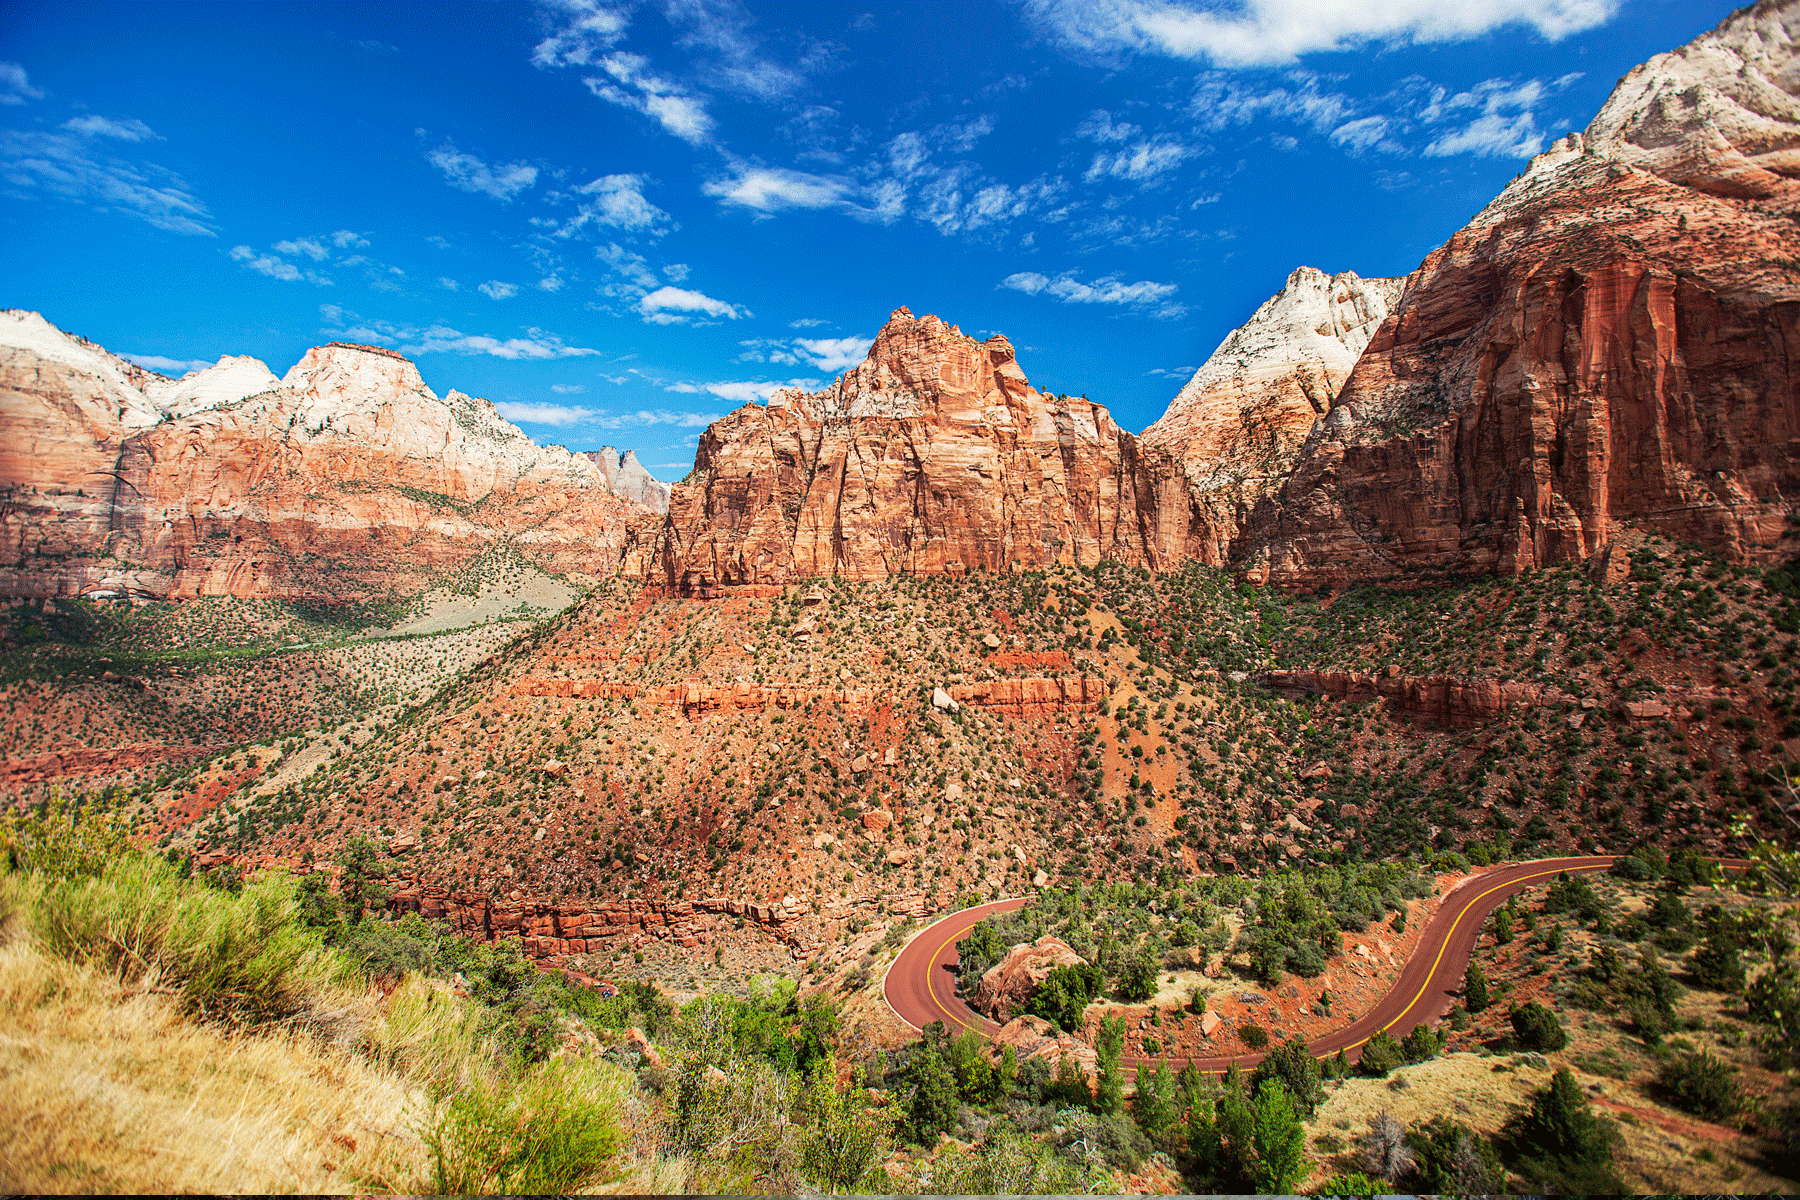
970, 935, 1085, 1023
1142, 267, 1401, 496
579, 447, 672, 512
0, 312, 643, 600
1249, 0, 1800, 587
654, 308, 1209, 590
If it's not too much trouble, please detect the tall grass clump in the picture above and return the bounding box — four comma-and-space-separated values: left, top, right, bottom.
7, 854, 344, 1027
421, 1055, 629, 1193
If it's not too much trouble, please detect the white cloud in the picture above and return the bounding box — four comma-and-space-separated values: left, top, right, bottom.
495, 401, 598, 426
668, 379, 817, 405
1145, 365, 1195, 379
403, 325, 600, 359
274, 236, 329, 261
0, 129, 214, 236
551, 383, 586, 394
663, 0, 810, 100
1423, 111, 1544, 157
121, 352, 214, 375
439, 277, 460, 290
331, 229, 369, 248
60, 115, 160, 141
531, 0, 632, 68
789, 317, 829, 328
793, 335, 873, 372
585, 53, 715, 145
426, 143, 538, 201
636, 285, 748, 324
1190, 72, 1354, 132
595, 241, 661, 294
703, 164, 853, 213
663, 262, 690, 282
229, 244, 302, 281
1330, 115, 1397, 153
479, 280, 520, 299
553, 173, 674, 237
0, 62, 44, 105
538, 275, 565, 292
1075, 109, 1140, 143
1000, 269, 1184, 317
1084, 137, 1196, 182
1027, 0, 1618, 67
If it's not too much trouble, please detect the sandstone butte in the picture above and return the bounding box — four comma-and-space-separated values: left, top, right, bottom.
0, 311, 663, 601
650, 307, 1214, 592
1240, 0, 1800, 587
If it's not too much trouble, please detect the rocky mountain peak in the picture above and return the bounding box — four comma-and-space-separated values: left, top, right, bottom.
280, 340, 433, 409
1141, 266, 1402, 496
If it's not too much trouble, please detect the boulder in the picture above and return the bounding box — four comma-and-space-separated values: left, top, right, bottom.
969, 935, 1086, 1023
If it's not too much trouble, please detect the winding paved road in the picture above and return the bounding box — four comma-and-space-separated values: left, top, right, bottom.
883, 855, 1742, 1073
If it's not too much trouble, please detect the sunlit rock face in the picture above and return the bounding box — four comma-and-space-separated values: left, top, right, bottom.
0, 313, 638, 600
1243, 1, 1800, 587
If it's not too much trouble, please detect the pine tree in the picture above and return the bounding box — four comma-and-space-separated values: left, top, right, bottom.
1131, 1060, 1177, 1144
1251, 1080, 1307, 1194
1501, 1066, 1622, 1193
1094, 1014, 1126, 1115
1463, 961, 1491, 1012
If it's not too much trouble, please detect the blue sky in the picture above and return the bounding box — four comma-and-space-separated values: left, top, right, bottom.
2, 0, 1736, 479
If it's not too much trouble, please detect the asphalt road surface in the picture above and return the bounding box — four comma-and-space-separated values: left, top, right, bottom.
882, 855, 1742, 1073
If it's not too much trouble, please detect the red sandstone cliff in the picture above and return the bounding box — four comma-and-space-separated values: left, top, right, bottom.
1245, 0, 1800, 587
653, 307, 1212, 589
0, 313, 652, 600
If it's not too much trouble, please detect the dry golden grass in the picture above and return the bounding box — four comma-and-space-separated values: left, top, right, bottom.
0, 940, 427, 1194
1305, 1050, 1795, 1194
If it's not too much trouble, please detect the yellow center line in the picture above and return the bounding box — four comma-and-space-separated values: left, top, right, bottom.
925, 903, 998, 1035
1332, 861, 1593, 1053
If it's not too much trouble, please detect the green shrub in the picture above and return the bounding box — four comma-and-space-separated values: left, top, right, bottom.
1509, 1002, 1567, 1051
1025, 962, 1103, 1031
1357, 1031, 1403, 1077
1689, 934, 1746, 992
0, 791, 135, 879
421, 1057, 627, 1193
1405, 1115, 1503, 1194
1399, 1022, 1444, 1063
1463, 962, 1491, 1012
1251, 1037, 1323, 1116
798, 1069, 895, 1192
1655, 1051, 1740, 1121
1499, 1066, 1621, 1193
1239, 1022, 1269, 1050
19, 854, 339, 1026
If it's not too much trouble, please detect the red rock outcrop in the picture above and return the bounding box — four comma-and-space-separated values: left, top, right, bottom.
1246, 1, 1800, 587
0, 741, 223, 788
652, 308, 1215, 590
1259, 668, 1574, 728
948, 676, 1105, 717
970, 934, 1086, 1023
0, 314, 648, 600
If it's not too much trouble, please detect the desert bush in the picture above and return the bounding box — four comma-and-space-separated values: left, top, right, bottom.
1238, 1021, 1269, 1050
1498, 1066, 1622, 1193
16, 854, 342, 1027
1509, 1002, 1567, 1051
797, 1067, 895, 1192
421, 1056, 627, 1193
1399, 1022, 1444, 1063
1655, 1051, 1741, 1121
1406, 1114, 1503, 1194
1250, 1037, 1322, 1116
1357, 1030, 1404, 1076
0, 790, 134, 879
1357, 1109, 1412, 1181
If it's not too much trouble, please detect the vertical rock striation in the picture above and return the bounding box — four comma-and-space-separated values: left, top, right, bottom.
1246, 0, 1800, 587
653, 307, 1211, 590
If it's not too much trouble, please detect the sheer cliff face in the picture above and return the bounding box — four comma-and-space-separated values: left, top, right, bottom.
655, 307, 1208, 589
1249, 0, 1800, 588
578, 448, 672, 513
0, 312, 638, 600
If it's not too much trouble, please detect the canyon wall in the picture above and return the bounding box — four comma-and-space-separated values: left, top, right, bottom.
1244, 0, 1800, 587
0, 314, 654, 601
652, 308, 1219, 590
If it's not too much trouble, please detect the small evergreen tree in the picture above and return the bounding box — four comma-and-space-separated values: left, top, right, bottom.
1251, 1037, 1323, 1116
1463, 961, 1491, 1012
1251, 1080, 1307, 1194
1094, 1014, 1126, 1116
1500, 1066, 1622, 1193
1509, 1002, 1567, 1051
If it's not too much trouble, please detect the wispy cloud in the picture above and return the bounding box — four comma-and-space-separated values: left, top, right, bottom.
636, 285, 749, 324
736, 334, 872, 372
1000, 269, 1184, 318
274, 236, 329, 261
479, 280, 520, 299
0, 62, 45, 106
551, 383, 586, 394
1075, 109, 1140, 143
231, 244, 331, 284
495, 401, 598, 426
1421, 74, 1580, 157
426, 142, 538, 201
319, 304, 600, 360
60, 115, 161, 141
1027, 0, 1618, 67
664, 0, 818, 100
0, 128, 214, 235
548, 172, 675, 238
668, 379, 818, 404
704, 164, 855, 213
121, 351, 215, 375
531, 0, 632, 68
584, 52, 715, 144
1084, 136, 1197, 183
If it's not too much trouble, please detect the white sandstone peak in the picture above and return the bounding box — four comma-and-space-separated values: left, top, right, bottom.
143, 355, 283, 419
